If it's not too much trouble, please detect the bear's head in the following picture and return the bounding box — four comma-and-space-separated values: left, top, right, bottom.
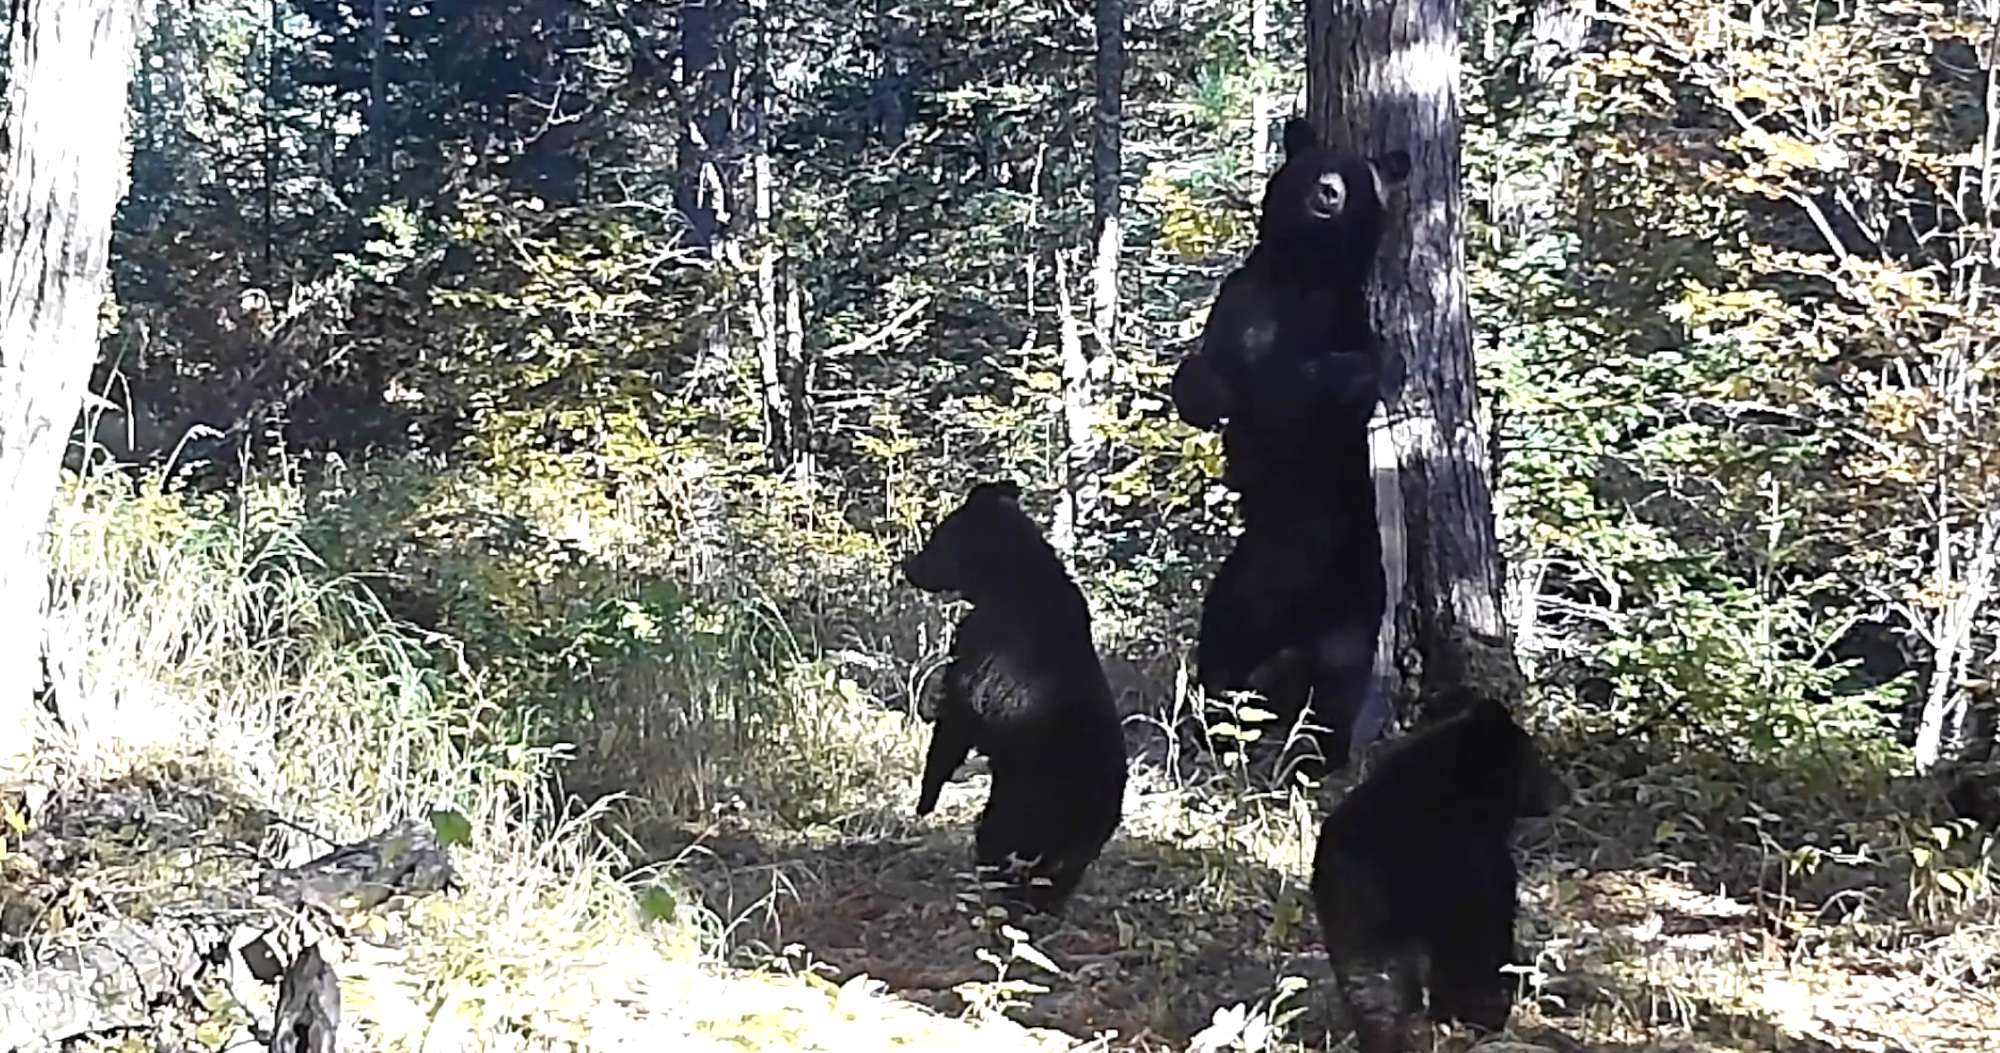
1258, 117, 1410, 264
1448, 697, 1568, 820
900, 480, 1044, 600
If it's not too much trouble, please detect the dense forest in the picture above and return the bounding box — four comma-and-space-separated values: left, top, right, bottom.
1, 0, 1997, 1049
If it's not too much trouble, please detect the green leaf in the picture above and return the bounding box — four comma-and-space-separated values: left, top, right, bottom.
638, 884, 678, 921
429, 808, 474, 846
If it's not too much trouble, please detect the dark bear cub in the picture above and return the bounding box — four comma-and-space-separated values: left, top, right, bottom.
902, 480, 1127, 913
1309, 698, 1566, 1053
1170, 116, 1410, 766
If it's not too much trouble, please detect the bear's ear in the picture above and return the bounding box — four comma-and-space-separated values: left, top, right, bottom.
1461, 695, 1511, 725
970, 479, 1022, 504
1372, 149, 1412, 190
1281, 117, 1318, 159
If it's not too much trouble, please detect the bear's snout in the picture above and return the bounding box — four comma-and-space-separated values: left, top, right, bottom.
899, 550, 943, 591
1309, 172, 1347, 217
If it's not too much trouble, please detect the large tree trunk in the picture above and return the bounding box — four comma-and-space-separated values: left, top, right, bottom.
262, 0, 279, 277
1088, 0, 1121, 439
675, 0, 742, 400
0, 0, 154, 784
1307, 0, 1521, 730
1914, 32, 2000, 772
676, 0, 740, 255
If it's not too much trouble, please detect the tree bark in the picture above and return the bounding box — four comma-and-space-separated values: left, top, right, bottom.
1915, 23, 2000, 772
749, 0, 787, 468
675, 0, 743, 402
1525, 0, 1595, 89
369, 0, 390, 172
0, 918, 209, 1046
262, 0, 279, 276
675, 0, 740, 254
783, 266, 813, 484
1250, 0, 1270, 175
1, 816, 450, 1047
1089, 0, 1121, 384
1306, 0, 1522, 728
0, 0, 154, 785
1053, 246, 1087, 555
270, 943, 339, 1053
1057, 0, 1122, 558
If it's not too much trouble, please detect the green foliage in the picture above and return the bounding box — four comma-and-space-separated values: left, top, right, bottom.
43, 464, 548, 837
1907, 818, 1996, 921
1465, 3, 1990, 753
431, 808, 475, 846
638, 882, 680, 923
1465, 0, 2000, 916
98, 0, 1298, 647
23, 6, 2000, 1048
82, 0, 2000, 935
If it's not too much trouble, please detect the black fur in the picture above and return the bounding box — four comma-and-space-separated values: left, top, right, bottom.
903, 481, 1127, 913
1309, 698, 1565, 1052
1170, 116, 1410, 765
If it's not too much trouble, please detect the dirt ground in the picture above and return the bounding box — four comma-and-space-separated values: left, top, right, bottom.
659, 761, 2000, 1053
7, 733, 1995, 1051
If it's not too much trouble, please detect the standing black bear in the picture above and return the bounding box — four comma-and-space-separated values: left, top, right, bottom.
1310, 698, 1565, 1053
1170, 116, 1410, 765
902, 480, 1127, 913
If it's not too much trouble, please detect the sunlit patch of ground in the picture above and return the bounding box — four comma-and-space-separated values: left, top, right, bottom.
17, 727, 1997, 1052
7, 771, 1078, 1053
339, 918, 1080, 1052
653, 760, 1341, 1050
654, 743, 2000, 1053
1519, 870, 2000, 1052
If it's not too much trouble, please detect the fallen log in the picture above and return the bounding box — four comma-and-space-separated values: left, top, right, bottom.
259, 818, 456, 913
0, 817, 453, 1050
0, 918, 211, 1051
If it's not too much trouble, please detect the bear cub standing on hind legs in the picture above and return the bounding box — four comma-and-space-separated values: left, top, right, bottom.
902, 480, 1127, 914
1310, 697, 1567, 1053
1170, 116, 1411, 767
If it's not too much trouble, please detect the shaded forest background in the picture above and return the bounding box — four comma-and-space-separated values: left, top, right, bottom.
4, 0, 2000, 1049
81, 0, 2000, 788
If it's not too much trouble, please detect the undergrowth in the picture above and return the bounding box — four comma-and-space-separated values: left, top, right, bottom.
16, 447, 1999, 1051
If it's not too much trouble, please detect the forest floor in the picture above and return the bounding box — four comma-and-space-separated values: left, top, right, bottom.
641, 751, 2000, 1053
11, 708, 1998, 1052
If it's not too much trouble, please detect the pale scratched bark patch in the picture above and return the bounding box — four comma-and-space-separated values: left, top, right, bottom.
1383, 38, 1459, 91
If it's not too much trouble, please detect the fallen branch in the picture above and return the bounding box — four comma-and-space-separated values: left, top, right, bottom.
259, 818, 456, 913
0, 919, 210, 1050
0, 818, 454, 1050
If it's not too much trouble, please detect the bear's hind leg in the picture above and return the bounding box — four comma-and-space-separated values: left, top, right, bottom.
1329, 938, 1421, 1053
1423, 856, 1519, 1033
